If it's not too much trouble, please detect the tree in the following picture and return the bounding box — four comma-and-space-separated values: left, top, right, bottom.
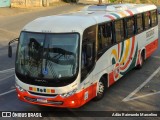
99, 0, 102, 4
110, 0, 117, 3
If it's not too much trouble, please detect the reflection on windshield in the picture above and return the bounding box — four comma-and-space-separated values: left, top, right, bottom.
16, 32, 79, 80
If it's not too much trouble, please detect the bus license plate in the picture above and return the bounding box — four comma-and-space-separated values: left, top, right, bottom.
37, 98, 47, 103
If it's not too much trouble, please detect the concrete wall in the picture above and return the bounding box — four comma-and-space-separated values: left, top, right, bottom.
11, 0, 59, 7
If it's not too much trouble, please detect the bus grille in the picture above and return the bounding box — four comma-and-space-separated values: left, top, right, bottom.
28, 91, 58, 97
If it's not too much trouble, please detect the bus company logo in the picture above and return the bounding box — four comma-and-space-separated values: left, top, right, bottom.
2, 112, 11, 117
146, 29, 154, 38
42, 68, 48, 75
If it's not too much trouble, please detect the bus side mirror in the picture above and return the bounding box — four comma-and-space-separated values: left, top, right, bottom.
8, 45, 12, 58
8, 38, 19, 58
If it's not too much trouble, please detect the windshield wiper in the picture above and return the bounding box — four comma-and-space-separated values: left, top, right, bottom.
51, 47, 74, 56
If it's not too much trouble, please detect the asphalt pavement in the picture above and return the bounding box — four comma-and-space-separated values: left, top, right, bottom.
0, 4, 160, 120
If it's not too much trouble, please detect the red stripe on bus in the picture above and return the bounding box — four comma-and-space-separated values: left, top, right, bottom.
145, 39, 158, 58
104, 15, 115, 20
126, 10, 133, 16
109, 72, 115, 86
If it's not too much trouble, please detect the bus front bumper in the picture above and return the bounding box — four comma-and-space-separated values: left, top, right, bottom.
16, 83, 97, 108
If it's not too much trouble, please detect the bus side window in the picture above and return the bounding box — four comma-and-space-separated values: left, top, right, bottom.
126, 17, 135, 38
143, 11, 151, 30
82, 42, 94, 68
103, 22, 113, 45
98, 24, 104, 50
98, 22, 113, 52
115, 19, 124, 43
81, 25, 96, 81
151, 10, 158, 27
136, 14, 143, 33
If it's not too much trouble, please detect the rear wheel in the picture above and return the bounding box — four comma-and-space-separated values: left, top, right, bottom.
93, 78, 106, 101
136, 52, 144, 69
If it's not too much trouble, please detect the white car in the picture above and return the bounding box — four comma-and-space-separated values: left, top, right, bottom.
158, 8, 160, 14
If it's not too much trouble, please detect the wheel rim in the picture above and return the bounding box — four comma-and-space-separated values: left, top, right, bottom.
98, 81, 104, 95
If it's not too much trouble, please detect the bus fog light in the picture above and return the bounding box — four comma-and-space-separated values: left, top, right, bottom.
60, 88, 77, 98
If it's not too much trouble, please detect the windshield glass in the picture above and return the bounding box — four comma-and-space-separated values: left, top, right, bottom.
16, 32, 79, 81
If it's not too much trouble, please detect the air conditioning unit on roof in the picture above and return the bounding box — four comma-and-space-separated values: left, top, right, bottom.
83, 4, 136, 12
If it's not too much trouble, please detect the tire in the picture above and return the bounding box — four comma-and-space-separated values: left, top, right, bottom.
136, 52, 144, 69
93, 77, 106, 101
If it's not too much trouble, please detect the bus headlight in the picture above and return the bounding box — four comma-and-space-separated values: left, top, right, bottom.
15, 84, 26, 92
60, 88, 77, 98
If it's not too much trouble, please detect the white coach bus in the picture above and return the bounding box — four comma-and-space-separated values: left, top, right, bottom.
8, 3, 158, 108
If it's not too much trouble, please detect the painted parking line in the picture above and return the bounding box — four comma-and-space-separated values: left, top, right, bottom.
0, 68, 16, 96
0, 89, 16, 97
124, 91, 160, 102
0, 68, 15, 74
0, 74, 14, 82
123, 66, 160, 102
152, 56, 160, 59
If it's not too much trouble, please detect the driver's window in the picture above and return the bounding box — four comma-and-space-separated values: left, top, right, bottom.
81, 42, 93, 69
81, 44, 87, 69
81, 25, 96, 81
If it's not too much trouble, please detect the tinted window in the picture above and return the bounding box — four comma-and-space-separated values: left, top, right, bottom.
98, 22, 113, 51
126, 17, 135, 38
137, 14, 143, 33
151, 10, 158, 27
143, 11, 151, 29
115, 20, 124, 43
81, 25, 96, 81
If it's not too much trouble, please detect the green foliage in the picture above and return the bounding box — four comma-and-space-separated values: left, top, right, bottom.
140, 0, 146, 3
109, 0, 117, 3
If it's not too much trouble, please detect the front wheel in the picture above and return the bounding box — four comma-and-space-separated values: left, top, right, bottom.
93, 78, 106, 101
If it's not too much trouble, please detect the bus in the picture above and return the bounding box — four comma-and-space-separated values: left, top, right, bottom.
8, 3, 158, 108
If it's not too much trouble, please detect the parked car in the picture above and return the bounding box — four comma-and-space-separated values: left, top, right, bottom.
158, 7, 160, 14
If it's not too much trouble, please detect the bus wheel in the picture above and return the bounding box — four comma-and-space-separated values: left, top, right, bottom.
136, 52, 144, 69
93, 78, 106, 101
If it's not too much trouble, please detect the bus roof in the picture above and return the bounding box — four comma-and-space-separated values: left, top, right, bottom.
23, 3, 157, 34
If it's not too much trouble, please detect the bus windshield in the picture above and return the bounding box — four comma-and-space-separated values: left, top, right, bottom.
16, 32, 79, 82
